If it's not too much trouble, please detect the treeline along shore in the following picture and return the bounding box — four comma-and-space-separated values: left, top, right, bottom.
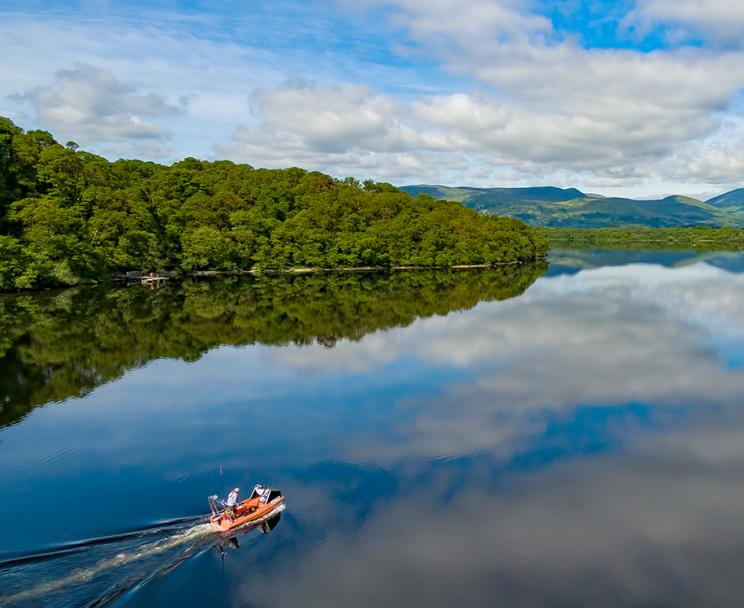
542, 227, 744, 251
0, 117, 547, 291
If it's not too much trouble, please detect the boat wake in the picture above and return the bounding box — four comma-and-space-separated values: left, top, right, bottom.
0, 506, 284, 608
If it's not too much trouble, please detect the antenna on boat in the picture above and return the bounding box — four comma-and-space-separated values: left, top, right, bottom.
220, 464, 224, 501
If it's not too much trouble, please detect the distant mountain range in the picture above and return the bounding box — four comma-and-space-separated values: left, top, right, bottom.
400, 185, 744, 228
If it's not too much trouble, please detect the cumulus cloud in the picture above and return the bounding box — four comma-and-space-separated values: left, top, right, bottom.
659, 114, 744, 185
254, 80, 405, 153
3, 2, 744, 190
357, 2, 744, 180
215, 0, 744, 188
217, 79, 467, 181
0, 13, 283, 160
630, 0, 744, 43
218, 62, 744, 184
346, 0, 550, 49
325, 0, 744, 189
13, 64, 182, 145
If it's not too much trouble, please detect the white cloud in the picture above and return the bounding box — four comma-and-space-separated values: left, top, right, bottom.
217, 79, 467, 181
13, 64, 181, 145
331, 0, 744, 191
2, 3, 744, 192
630, 0, 744, 43
216, 0, 744, 190
370, 0, 551, 45
255, 80, 404, 153
659, 114, 744, 185
218, 55, 744, 185
0, 13, 283, 160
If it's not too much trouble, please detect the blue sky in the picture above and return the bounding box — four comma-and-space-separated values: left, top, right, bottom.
2, 0, 744, 198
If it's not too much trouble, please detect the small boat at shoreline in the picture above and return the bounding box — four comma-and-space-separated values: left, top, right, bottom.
207, 486, 284, 532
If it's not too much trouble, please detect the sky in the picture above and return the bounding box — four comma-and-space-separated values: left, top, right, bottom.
1, 0, 744, 198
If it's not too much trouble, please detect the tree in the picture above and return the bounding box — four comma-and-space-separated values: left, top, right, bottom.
0, 115, 548, 290
181, 226, 234, 271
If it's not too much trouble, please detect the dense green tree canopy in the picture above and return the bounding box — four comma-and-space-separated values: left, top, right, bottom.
0, 117, 546, 290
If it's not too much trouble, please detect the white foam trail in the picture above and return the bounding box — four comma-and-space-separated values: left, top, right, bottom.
0, 503, 286, 607
0, 523, 215, 606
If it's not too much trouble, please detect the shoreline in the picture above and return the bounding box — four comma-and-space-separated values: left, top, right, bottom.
0, 260, 547, 295
186, 260, 535, 277
110, 259, 544, 282
541, 227, 744, 252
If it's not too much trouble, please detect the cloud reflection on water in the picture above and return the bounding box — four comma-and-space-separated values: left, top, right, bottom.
274, 262, 744, 373
246, 442, 744, 607
4, 256, 744, 607
231, 260, 744, 606
270, 263, 744, 466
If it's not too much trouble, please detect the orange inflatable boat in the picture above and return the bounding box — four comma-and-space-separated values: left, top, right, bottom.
208, 487, 284, 532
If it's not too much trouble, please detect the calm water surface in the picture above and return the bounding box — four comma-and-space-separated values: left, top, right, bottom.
1, 251, 744, 607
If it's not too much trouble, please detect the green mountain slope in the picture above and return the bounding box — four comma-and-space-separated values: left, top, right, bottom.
708, 188, 744, 210
401, 185, 744, 228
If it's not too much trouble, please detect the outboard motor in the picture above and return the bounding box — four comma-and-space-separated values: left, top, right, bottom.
208, 495, 224, 516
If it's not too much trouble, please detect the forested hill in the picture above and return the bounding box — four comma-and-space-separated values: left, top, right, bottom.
401, 185, 744, 228
0, 117, 546, 290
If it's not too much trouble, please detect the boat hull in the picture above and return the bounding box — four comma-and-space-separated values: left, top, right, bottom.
210, 495, 285, 532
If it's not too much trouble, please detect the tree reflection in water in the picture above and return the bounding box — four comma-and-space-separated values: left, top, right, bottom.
0, 264, 545, 427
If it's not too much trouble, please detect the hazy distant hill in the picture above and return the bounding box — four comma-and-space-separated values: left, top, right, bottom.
707, 188, 744, 211
400, 185, 744, 228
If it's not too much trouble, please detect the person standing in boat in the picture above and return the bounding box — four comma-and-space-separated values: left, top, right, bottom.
226, 487, 240, 518
252, 483, 271, 505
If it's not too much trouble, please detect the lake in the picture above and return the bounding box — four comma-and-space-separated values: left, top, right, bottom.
1, 250, 744, 607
